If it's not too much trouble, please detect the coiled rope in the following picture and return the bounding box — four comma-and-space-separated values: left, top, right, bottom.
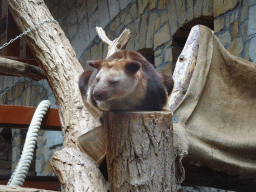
7, 100, 51, 187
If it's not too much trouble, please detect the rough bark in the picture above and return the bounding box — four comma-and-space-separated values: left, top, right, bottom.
0, 57, 46, 81
168, 25, 200, 111
104, 111, 176, 192
51, 148, 107, 191
8, 0, 107, 191
0, 185, 56, 192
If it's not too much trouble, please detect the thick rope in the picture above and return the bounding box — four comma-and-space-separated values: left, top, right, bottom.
7, 100, 51, 187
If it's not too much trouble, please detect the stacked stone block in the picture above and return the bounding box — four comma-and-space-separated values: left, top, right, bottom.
44, 0, 136, 61
45, 0, 250, 77
214, 0, 249, 60
78, 0, 215, 75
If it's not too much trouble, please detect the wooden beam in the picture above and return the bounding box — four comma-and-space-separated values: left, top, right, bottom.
0, 57, 46, 81
0, 105, 61, 130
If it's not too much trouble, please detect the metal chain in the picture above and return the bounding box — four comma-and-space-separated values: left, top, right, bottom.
0, 77, 23, 98
0, 19, 58, 50
0, 19, 58, 97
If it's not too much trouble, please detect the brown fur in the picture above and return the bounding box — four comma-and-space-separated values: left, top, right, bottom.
79, 50, 173, 114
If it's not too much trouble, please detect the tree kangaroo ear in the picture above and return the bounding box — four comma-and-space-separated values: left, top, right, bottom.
87, 60, 103, 70
124, 60, 141, 74
162, 74, 174, 96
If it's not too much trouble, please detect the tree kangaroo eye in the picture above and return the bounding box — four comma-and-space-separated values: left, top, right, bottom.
96, 78, 100, 82
108, 80, 119, 86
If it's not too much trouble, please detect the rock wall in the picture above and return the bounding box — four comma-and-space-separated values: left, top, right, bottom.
44, 0, 136, 61
44, 0, 250, 77
214, 0, 249, 59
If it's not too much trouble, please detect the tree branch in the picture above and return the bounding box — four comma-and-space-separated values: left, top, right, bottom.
96, 27, 131, 57
0, 57, 46, 81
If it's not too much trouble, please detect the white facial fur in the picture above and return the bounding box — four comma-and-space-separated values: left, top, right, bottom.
92, 61, 141, 111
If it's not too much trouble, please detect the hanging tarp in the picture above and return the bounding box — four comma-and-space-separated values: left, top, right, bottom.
174, 26, 256, 183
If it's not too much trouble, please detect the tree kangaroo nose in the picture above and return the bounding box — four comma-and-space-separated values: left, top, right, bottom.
93, 90, 108, 101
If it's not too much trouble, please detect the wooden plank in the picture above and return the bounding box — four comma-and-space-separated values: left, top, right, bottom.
0, 105, 61, 130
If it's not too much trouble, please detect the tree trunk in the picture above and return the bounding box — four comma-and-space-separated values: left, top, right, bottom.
8, 0, 107, 191
104, 111, 176, 192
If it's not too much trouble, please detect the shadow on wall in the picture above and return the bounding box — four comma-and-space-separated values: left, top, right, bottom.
172, 16, 214, 69
137, 48, 155, 66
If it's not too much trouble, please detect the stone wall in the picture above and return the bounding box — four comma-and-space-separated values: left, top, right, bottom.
45, 0, 249, 78
214, 0, 249, 60
44, 0, 136, 62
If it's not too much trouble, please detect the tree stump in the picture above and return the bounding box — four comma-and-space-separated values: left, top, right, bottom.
104, 111, 176, 192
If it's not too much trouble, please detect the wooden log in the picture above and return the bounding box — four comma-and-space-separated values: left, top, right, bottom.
0, 57, 46, 81
166, 25, 201, 184
168, 25, 200, 111
0, 185, 57, 192
8, 0, 107, 191
104, 111, 176, 192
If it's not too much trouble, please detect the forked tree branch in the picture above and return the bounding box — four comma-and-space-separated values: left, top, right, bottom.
96, 27, 131, 57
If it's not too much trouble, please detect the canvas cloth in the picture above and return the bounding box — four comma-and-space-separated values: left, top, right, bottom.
173, 26, 256, 183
